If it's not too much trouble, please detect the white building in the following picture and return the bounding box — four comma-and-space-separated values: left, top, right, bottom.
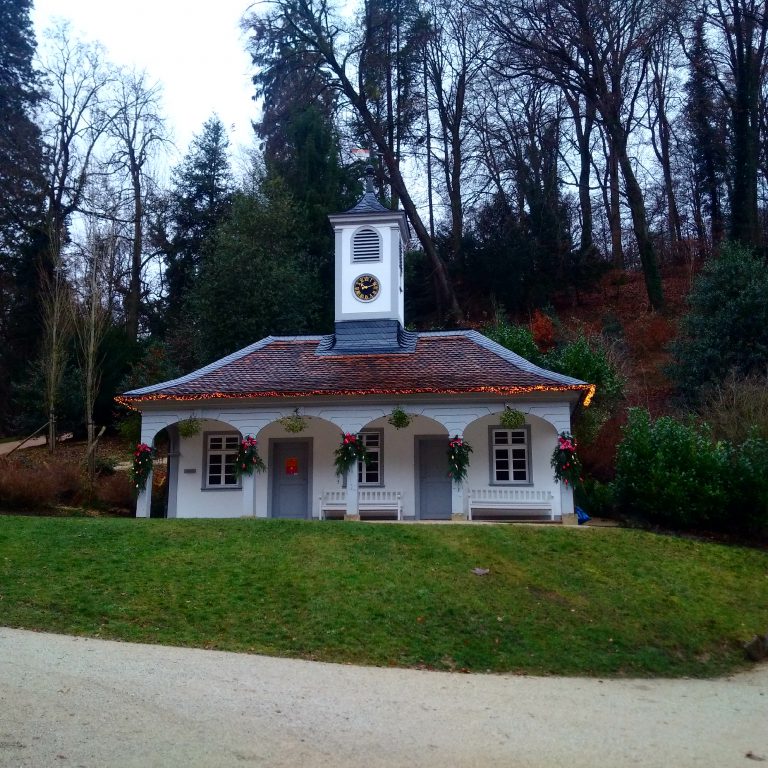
119, 168, 594, 521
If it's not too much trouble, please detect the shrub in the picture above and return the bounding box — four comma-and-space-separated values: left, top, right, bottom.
0, 460, 83, 510
575, 478, 615, 518
613, 408, 730, 529
701, 372, 768, 444
613, 408, 768, 535
95, 473, 134, 513
95, 456, 117, 476
671, 242, 768, 401
724, 434, 768, 535
483, 317, 545, 366
546, 333, 625, 444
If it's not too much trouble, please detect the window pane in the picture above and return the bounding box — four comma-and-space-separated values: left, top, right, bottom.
511, 432, 525, 444
209, 437, 222, 450
496, 470, 510, 481
224, 436, 239, 449
494, 431, 509, 445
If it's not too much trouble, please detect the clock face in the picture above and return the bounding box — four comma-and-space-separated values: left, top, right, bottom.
353, 274, 380, 301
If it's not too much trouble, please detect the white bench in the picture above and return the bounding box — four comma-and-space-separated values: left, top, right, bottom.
319, 489, 403, 520
468, 488, 555, 521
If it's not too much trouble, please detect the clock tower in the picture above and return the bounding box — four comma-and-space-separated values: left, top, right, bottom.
324, 166, 413, 354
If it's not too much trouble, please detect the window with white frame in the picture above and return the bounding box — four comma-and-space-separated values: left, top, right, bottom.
352, 227, 381, 263
204, 433, 240, 488
491, 427, 530, 484
358, 431, 382, 485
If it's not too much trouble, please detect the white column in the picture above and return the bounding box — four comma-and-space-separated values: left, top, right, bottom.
451, 481, 465, 521
241, 472, 256, 517
345, 464, 360, 520
559, 481, 574, 518
136, 478, 152, 518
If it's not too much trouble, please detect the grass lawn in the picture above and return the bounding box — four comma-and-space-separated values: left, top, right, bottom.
0, 516, 766, 677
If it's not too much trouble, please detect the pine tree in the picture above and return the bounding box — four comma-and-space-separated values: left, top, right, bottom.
156, 116, 233, 365
0, 0, 46, 433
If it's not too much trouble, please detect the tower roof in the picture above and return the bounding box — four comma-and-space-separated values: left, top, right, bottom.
344, 165, 390, 214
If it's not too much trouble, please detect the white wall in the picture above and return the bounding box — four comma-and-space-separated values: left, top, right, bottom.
136, 396, 575, 519
463, 412, 558, 491
175, 419, 244, 518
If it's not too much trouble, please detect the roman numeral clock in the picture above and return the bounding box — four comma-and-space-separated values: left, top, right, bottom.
353, 273, 380, 302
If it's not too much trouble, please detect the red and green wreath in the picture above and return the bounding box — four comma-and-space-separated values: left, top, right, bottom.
551, 432, 583, 488
235, 435, 266, 478
447, 435, 473, 484
334, 432, 369, 476
130, 442, 155, 491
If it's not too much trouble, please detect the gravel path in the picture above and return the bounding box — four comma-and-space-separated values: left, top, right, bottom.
1, 628, 766, 767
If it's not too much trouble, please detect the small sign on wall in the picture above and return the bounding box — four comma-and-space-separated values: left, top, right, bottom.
285, 457, 299, 476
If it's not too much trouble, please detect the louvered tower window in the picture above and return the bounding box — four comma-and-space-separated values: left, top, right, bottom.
352, 227, 381, 262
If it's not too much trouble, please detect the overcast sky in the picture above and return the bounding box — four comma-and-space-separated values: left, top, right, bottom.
32, 0, 259, 160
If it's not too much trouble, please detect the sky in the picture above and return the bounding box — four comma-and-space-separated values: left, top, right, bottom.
31, 0, 260, 160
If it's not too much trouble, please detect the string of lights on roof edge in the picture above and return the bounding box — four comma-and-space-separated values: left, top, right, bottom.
115, 383, 596, 411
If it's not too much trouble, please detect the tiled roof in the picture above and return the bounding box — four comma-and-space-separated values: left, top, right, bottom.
120, 331, 594, 405
345, 190, 390, 214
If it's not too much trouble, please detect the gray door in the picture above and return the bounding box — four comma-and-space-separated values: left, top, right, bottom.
271, 441, 310, 519
418, 438, 452, 520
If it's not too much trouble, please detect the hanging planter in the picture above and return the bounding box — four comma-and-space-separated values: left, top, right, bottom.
177, 417, 202, 438
130, 442, 155, 491
235, 435, 267, 478
279, 409, 308, 433
447, 435, 473, 485
387, 406, 412, 430
551, 432, 583, 488
334, 432, 369, 476
499, 407, 526, 430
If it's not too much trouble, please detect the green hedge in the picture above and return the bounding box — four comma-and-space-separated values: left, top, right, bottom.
613, 408, 768, 535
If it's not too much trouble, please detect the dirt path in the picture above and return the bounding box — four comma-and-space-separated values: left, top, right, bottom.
0, 436, 46, 455
0, 628, 766, 768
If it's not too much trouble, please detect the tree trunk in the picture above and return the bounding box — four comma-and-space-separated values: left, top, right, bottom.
125, 166, 143, 340
612, 132, 665, 311
608, 145, 623, 269
569, 94, 595, 255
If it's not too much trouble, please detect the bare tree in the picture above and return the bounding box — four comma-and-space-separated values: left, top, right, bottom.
244, 0, 463, 322
647, 33, 685, 250
479, 0, 676, 311
39, 247, 72, 452
38, 23, 115, 272
107, 69, 169, 340
423, 0, 489, 261
71, 223, 112, 484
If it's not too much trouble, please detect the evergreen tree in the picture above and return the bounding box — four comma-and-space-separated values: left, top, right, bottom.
250, 20, 359, 329
0, 0, 45, 433
671, 243, 768, 400
188, 180, 323, 363
156, 116, 233, 366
